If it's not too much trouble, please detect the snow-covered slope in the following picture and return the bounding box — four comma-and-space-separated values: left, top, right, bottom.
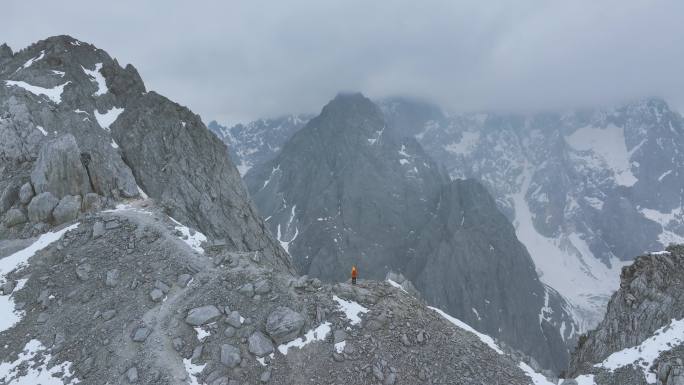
380, 97, 684, 330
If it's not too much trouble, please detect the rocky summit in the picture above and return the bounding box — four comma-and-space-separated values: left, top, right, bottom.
244, 92, 577, 372
0, 36, 554, 385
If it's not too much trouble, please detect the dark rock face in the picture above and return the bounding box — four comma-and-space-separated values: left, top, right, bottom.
569, 246, 684, 384
245, 92, 575, 372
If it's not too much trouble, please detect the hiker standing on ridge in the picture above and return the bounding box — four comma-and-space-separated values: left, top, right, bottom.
351, 265, 358, 285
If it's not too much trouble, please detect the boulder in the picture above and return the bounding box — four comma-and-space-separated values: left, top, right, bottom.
265, 306, 305, 344
220, 344, 241, 368
27, 192, 59, 223
19, 182, 34, 205
3, 208, 27, 227
185, 305, 221, 326
30, 134, 91, 199
248, 331, 274, 357
226, 311, 242, 328
92, 222, 105, 238
53, 195, 81, 225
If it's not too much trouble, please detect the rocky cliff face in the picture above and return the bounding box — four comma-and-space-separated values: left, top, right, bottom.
0, 35, 553, 385
244, 92, 577, 372
567, 245, 684, 385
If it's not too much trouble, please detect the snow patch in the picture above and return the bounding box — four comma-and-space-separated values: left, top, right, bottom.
429, 306, 503, 354
334, 341, 346, 353
368, 126, 385, 145
110, 139, 119, 149
386, 279, 407, 293
94, 107, 124, 131
194, 326, 211, 341
183, 358, 205, 385
596, 318, 684, 383
565, 125, 637, 187
20, 51, 45, 70
169, 217, 207, 254
35, 125, 48, 136
333, 296, 368, 325
81, 63, 108, 96
0, 339, 79, 384
4, 80, 70, 104
277, 322, 331, 355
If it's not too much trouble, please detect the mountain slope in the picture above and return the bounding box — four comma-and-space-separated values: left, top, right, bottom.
244, 92, 577, 372
379, 97, 684, 330
567, 245, 684, 384
0, 35, 550, 385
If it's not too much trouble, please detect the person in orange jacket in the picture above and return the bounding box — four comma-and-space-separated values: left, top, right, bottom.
351, 265, 358, 285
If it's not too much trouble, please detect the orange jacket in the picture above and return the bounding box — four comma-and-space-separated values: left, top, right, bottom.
351, 266, 357, 278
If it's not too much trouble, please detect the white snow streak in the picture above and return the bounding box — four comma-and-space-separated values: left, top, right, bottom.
429, 306, 503, 354
333, 296, 368, 325
4, 80, 70, 104
596, 318, 684, 384
94, 107, 124, 131
277, 322, 331, 355
35, 125, 48, 136
81, 63, 108, 96
182, 358, 205, 385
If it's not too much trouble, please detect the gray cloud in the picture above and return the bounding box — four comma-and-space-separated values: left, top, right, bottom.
4, 0, 684, 123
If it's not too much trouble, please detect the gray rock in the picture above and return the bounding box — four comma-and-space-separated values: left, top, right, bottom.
220, 344, 241, 368
185, 305, 221, 326
224, 327, 236, 338
92, 222, 105, 238
126, 366, 138, 383
30, 134, 91, 199
105, 269, 119, 287
226, 310, 242, 328
154, 280, 170, 293
266, 306, 305, 344
260, 370, 271, 383
150, 289, 164, 302
254, 280, 271, 294
178, 274, 192, 287
3, 208, 27, 227
27, 192, 59, 223
248, 331, 274, 357
76, 264, 92, 281
102, 310, 116, 320
19, 182, 34, 205
238, 283, 254, 297
383, 372, 396, 385
82, 193, 103, 212
52, 195, 81, 225
131, 327, 151, 342
333, 330, 347, 344
36, 312, 49, 324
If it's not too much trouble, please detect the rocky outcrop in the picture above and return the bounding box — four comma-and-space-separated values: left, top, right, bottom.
568, 245, 684, 384
110, 92, 291, 271
30, 134, 91, 198
245, 92, 576, 372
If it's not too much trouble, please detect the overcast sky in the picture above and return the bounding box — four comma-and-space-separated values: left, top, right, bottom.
4, 1, 684, 124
